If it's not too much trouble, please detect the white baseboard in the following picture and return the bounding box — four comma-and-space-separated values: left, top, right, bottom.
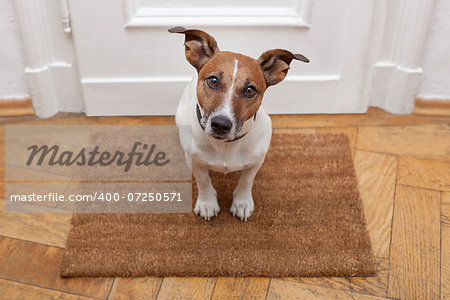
25, 63, 83, 118
14, 0, 83, 118
369, 62, 423, 114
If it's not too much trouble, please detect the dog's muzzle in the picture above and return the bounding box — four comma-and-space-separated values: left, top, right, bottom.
196, 103, 255, 143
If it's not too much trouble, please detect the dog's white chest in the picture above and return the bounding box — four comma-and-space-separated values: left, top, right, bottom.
192, 143, 258, 173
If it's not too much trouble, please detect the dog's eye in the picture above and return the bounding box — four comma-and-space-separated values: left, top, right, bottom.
206, 76, 219, 89
244, 86, 257, 98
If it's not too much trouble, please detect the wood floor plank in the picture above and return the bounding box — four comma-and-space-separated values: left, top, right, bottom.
349, 258, 388, 298
0, 237, 113, 299
267, 278, 385, 299
109, 277, 163, 300
211, 277, 270, 299
0, 97, 34, 117
270, 107, 450, 129
443, 192, 450, 224
5, 164, 75, 182
0, 211, 71, 248
353, 151, 397, 258
0, 278, 90, 300
414, 98, 450, 116
442, 224, 450, 300
316, 127, 358, 157
398, 156, 450, 192
0, 179, 4, 201
156, 277, 216, 300
0, 124, 4, 164
387, 185, 440, 300
0, 163, 4, 182
357, 124, 450, 162
287, 276, 350, 292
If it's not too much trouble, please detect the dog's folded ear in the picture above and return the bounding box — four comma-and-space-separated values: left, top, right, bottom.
169, 27, 220, 71
258, 49, 309, 87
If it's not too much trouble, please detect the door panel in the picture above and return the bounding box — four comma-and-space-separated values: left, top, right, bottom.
68, 0, 374, 115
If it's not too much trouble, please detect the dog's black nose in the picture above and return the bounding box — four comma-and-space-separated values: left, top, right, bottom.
211, 115, 232, 135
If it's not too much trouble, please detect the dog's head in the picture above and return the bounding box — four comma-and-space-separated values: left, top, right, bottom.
169, 27, 309, 141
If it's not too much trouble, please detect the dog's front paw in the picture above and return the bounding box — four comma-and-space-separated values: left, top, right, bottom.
230, 195, 254, 221
194, 198, 220, 221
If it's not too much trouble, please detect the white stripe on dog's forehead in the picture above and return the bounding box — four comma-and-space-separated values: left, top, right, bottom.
226, 59, 239, 101
219, 59, 239, 120
232, 59, 238, 79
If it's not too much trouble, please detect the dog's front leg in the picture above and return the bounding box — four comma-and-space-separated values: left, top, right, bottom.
230, 161, 263, 221
193, 165, 220, 220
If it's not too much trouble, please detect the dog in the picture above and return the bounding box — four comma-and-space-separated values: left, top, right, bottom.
170, 27, 309, 221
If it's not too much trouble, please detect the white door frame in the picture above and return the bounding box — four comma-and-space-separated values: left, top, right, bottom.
13, 0, 83, 118
14, 0, 435, 117
366, 0, 436, 113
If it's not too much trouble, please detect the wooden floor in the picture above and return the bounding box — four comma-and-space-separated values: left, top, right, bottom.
0, 107, 449, 299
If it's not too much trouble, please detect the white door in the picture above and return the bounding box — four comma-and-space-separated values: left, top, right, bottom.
67, 0, 376, 115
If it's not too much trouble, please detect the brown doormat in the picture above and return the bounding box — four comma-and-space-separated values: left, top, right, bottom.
61, 133, 376, 277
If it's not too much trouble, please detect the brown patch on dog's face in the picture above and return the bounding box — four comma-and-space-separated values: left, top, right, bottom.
197, 52, 267, 136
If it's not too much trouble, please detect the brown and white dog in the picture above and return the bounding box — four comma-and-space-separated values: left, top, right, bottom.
170, 27, 309, 221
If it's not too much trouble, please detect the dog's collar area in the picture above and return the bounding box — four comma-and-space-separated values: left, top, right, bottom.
226, 131, 248, 142
196, 103, 255, 143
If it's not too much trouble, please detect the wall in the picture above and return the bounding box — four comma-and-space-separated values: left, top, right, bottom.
0, 0, 29, 98
417, 0, 450, 99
